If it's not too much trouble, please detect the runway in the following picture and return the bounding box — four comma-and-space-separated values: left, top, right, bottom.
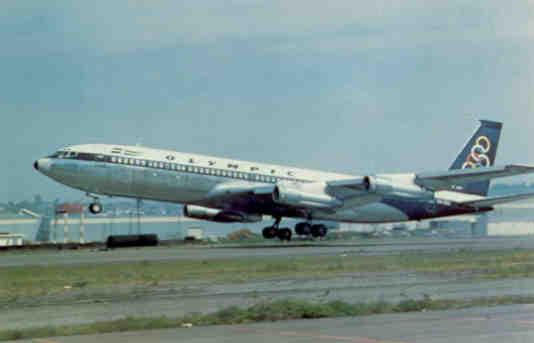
3, 237, 534, 331
12, 304, 534, 342
2, 236, 534, 267
4, 237, 534, 334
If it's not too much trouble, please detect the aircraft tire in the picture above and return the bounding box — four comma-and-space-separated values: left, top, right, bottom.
295, 222, 311, 236
277, 228, 292, 241
262, 226, 278, 239
311, 224, 327, 238
89, 202, 103, 214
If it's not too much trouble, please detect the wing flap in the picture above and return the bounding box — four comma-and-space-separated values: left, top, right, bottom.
415, 164, 534, 191
459, 192, 534, 208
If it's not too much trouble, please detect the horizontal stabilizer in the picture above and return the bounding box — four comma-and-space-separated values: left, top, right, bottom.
459, 192, 534, 208
415, 164, 534, 192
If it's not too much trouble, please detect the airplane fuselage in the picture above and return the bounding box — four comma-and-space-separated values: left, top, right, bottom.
34, 144, 488, 224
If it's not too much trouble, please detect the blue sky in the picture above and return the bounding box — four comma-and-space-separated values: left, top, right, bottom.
1, 1, 534, 202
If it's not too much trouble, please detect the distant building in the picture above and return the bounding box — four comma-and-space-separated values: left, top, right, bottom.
428, 215, 487, 237
0, 233, 24, 247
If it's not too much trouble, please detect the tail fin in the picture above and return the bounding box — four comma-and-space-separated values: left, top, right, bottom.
449, 120, 503, 196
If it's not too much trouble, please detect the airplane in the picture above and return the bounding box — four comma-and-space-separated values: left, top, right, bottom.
34, 120, 534, 241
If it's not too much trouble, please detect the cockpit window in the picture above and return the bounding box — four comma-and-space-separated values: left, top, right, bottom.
48, 151, 78, 159
49, 151, 68, 158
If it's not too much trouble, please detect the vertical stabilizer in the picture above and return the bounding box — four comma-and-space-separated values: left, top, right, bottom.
449, 120, 503, 196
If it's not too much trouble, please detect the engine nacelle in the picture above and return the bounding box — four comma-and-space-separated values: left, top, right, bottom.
363, 175, 432, 199
183, 205, 261, 223
273, 183, 342, 209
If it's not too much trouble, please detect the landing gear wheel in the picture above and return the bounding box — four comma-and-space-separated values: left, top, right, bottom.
89, 202, 103, 214
311, 224, 328, 238
295, 222, 312, 236
277, 228, 292, 241
262, 226, 278, 239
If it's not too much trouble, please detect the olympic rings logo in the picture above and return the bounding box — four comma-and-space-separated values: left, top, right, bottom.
462, 136, 491, 169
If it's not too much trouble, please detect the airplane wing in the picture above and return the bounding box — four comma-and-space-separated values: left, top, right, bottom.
414, 164, 534, 192
326, 178, 383, 209
457, 192, 534, 208
199, 179, 379, 214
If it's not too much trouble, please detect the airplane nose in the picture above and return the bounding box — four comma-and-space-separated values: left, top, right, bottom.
34, 158, 52, 173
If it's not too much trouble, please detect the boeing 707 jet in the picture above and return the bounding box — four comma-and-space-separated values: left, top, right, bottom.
34, 120, 534, 240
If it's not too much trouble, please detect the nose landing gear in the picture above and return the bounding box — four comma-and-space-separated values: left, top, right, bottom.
89, 202, 103, 214
86, 193, 103, 214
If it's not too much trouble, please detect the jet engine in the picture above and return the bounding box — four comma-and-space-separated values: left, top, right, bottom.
183, 205, 262, 223
363, 175, 432, 199
272, 183, 342, 209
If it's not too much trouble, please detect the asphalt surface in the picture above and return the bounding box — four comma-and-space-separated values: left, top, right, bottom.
3, 269, 534, 331
2, 236, 534, 267
3, 237, 534, 330
13, 304, 534, 342
3, 237, 534, 331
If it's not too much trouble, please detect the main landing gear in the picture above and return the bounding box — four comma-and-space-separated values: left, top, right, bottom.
295, 222, 328, 238
262, 217, 292, 241
263, 218, 329, 241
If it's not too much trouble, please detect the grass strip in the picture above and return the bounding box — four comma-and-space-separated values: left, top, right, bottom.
3, 248, 534, 301
1, 295, 534, 341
